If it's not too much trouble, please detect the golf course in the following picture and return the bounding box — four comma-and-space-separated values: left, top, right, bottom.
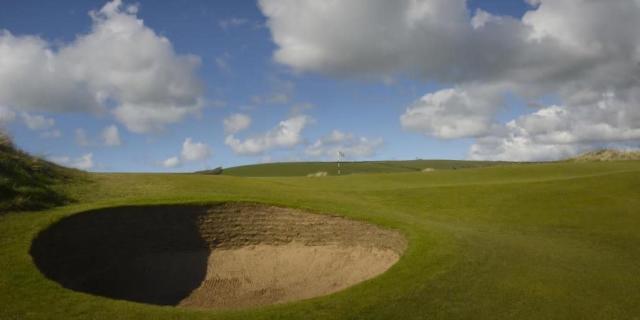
2, 1, 640, 318
2, 155, 640, 319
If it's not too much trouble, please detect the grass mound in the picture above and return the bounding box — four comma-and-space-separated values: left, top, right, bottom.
0, 131, 82, 213
572, 149, 640, 161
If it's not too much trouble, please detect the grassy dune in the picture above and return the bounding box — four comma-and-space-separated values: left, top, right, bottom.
0, 132, 83, 213
219, 159, 510, 177
1, 161, 640, 319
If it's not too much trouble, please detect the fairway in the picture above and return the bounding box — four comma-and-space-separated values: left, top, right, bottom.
1, 160, 640, 319
217, 160, 510, 177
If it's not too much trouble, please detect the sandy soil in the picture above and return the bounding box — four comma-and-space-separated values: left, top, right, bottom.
31, 203, 406, 310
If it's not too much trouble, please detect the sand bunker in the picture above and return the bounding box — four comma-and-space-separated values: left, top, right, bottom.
31, 203, 406, 309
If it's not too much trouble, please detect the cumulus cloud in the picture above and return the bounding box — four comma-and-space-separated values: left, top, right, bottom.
101, 125, 121, 146
51, 153, 94, 170
260, 0, 640, 160
470, 91, 640, 161
20, 112, 62, 139
400, 85, 504, 139
0, 0, 203, 133
306, 130, 383, 160
259, 0, 472, 79
0, 32, 97, 113
225, 115, 310, 155
162, 156, 181, 168
259, 0, 632, 89
162, 137, 212, 168
181, 138, 212, 161
20, 113, 55, 130
223, 113, 252, 134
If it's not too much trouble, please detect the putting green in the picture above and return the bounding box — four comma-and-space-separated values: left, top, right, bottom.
1, 160, 640, 319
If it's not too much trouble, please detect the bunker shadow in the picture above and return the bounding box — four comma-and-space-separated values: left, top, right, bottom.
30, 205, 213, 306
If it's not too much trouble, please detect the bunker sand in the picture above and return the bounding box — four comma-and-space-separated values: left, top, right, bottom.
31, 203, 406, 309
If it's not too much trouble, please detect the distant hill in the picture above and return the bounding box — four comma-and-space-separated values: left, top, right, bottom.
217, 159, 511, 177
195, 167, 223, 175
0, 131, 82, 213
572, 149, 640, 162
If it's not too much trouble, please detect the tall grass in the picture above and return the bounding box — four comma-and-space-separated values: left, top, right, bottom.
0, 130, 82, 213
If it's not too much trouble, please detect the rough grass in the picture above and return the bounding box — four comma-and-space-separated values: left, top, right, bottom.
1, 161, 640, 319
0, 131, 84, 213
572, 149, 640, 161
220, 159, 511, 177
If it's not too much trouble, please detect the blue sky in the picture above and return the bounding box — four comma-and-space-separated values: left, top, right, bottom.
1, 0, 638, 171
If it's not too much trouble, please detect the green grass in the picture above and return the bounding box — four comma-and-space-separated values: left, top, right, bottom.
0, 134, 84, 213
1, 161, 640, 319
220, 159, 510, 177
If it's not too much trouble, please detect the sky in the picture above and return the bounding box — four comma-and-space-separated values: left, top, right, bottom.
1, 0, 639, 172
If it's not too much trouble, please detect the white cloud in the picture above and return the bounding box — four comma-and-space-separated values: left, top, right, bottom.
162, 137, 212, 168
0, 32, 98, 113
260, 0, 640, 160
20, 113, 55, 130
75, 128, 90, 147
225, 115, 310, 155
101, 124, 121, 146
260, 0, 630, 89
259, 0, 473, 79
19, 112, 61, 138
50, 153, 94, 170
162, 156, 180, 168
181, 138, 212, 161
306, 130, 383, 160
400, 85, 503, 139
470, 91, 640, 161
223, 113, 252, 134
0, 0, 203, 133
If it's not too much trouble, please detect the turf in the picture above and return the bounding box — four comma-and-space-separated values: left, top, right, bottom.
219, 159, 510, 177
1, 161, 640, 319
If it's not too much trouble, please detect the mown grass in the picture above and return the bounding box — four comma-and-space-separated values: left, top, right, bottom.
1, 161, 639, 319
0, 133, 84, 213
219, 159, 510, 177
